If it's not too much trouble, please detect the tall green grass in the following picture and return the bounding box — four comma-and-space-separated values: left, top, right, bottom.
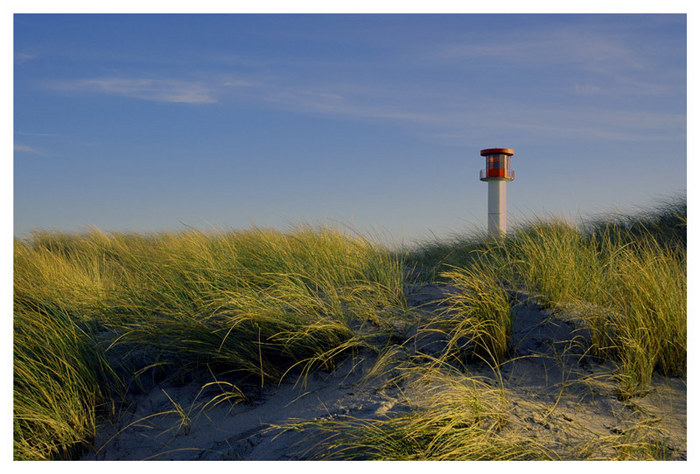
13, 303, 118, 460
14, 199, 685, 460
303, 200, 685, 461
418, 199, 686, 396
432, 256, 513, 365
14, 226, 409, 460
498, 216, 685, 395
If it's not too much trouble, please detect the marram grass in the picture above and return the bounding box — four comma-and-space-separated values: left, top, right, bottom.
13, 303, 118, 460
434, 256, 513, 365
497, 215, 685, 396
277, 367, 556, 460
427, 199, 686, 396
14, 199, 686, 460
14, 225, 409, 460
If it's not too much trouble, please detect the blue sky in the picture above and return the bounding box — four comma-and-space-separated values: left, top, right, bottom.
13, 13, 687, 245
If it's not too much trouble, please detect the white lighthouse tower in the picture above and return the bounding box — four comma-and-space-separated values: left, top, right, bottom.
479, 147, 515, 235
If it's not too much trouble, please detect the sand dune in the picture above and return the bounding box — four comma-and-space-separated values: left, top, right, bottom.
81, 283, 686, 460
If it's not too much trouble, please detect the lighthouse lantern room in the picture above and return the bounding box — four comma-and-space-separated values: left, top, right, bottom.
480, 148, 515, 181
478, 148, 515, 235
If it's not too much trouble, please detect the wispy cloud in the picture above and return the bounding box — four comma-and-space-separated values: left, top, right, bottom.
452, 102, 686, 143
221, 78, 257, 88
429, 24, 682, 100
14, 143, 42, 154
49, 77, 218, 104
259, 79, 684, 144
46, 75, 261, 104
15, 131, 59, 138
574, 84, 604, 95
262, 86, 440, 125
15, 51, 38, 64
436, 26, 649, 72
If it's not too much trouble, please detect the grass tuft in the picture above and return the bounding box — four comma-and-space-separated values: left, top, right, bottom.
435, 257, 513, 365
278, 367, 555, 460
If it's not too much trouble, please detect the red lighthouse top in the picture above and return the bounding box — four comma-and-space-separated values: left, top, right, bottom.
480, 148, 514, 156
479, 147, 515, 181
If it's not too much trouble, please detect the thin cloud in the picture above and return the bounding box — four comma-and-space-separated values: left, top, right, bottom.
49, 77, 217, 104
428, 25, 680, 102
14, 143, 41, 154
463, 103, 686, 143
436, 27, 648, 72
574, 84, 604, 95
257, 82, 682, 147
260, 79, 684, 144
15, 52, 38, 64
15, 131, 59, 138
221, 78, 257, 87
263, 86, 439, 124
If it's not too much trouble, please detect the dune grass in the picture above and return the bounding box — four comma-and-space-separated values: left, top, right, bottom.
278, 365, 556, 460
415, 199, 686, 396
431, 257, 514, 366
498, 216, 684, 395
13, 225, 409, 460
13, 303, 118, 460
13, 199, 685, 460
282, 200, 685, 461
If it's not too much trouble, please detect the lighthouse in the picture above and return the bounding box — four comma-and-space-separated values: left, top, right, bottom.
479, 148, 515, 235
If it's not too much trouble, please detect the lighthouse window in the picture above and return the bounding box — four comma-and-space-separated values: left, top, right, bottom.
487, 154, 511, 169
495, 155, 505, 169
